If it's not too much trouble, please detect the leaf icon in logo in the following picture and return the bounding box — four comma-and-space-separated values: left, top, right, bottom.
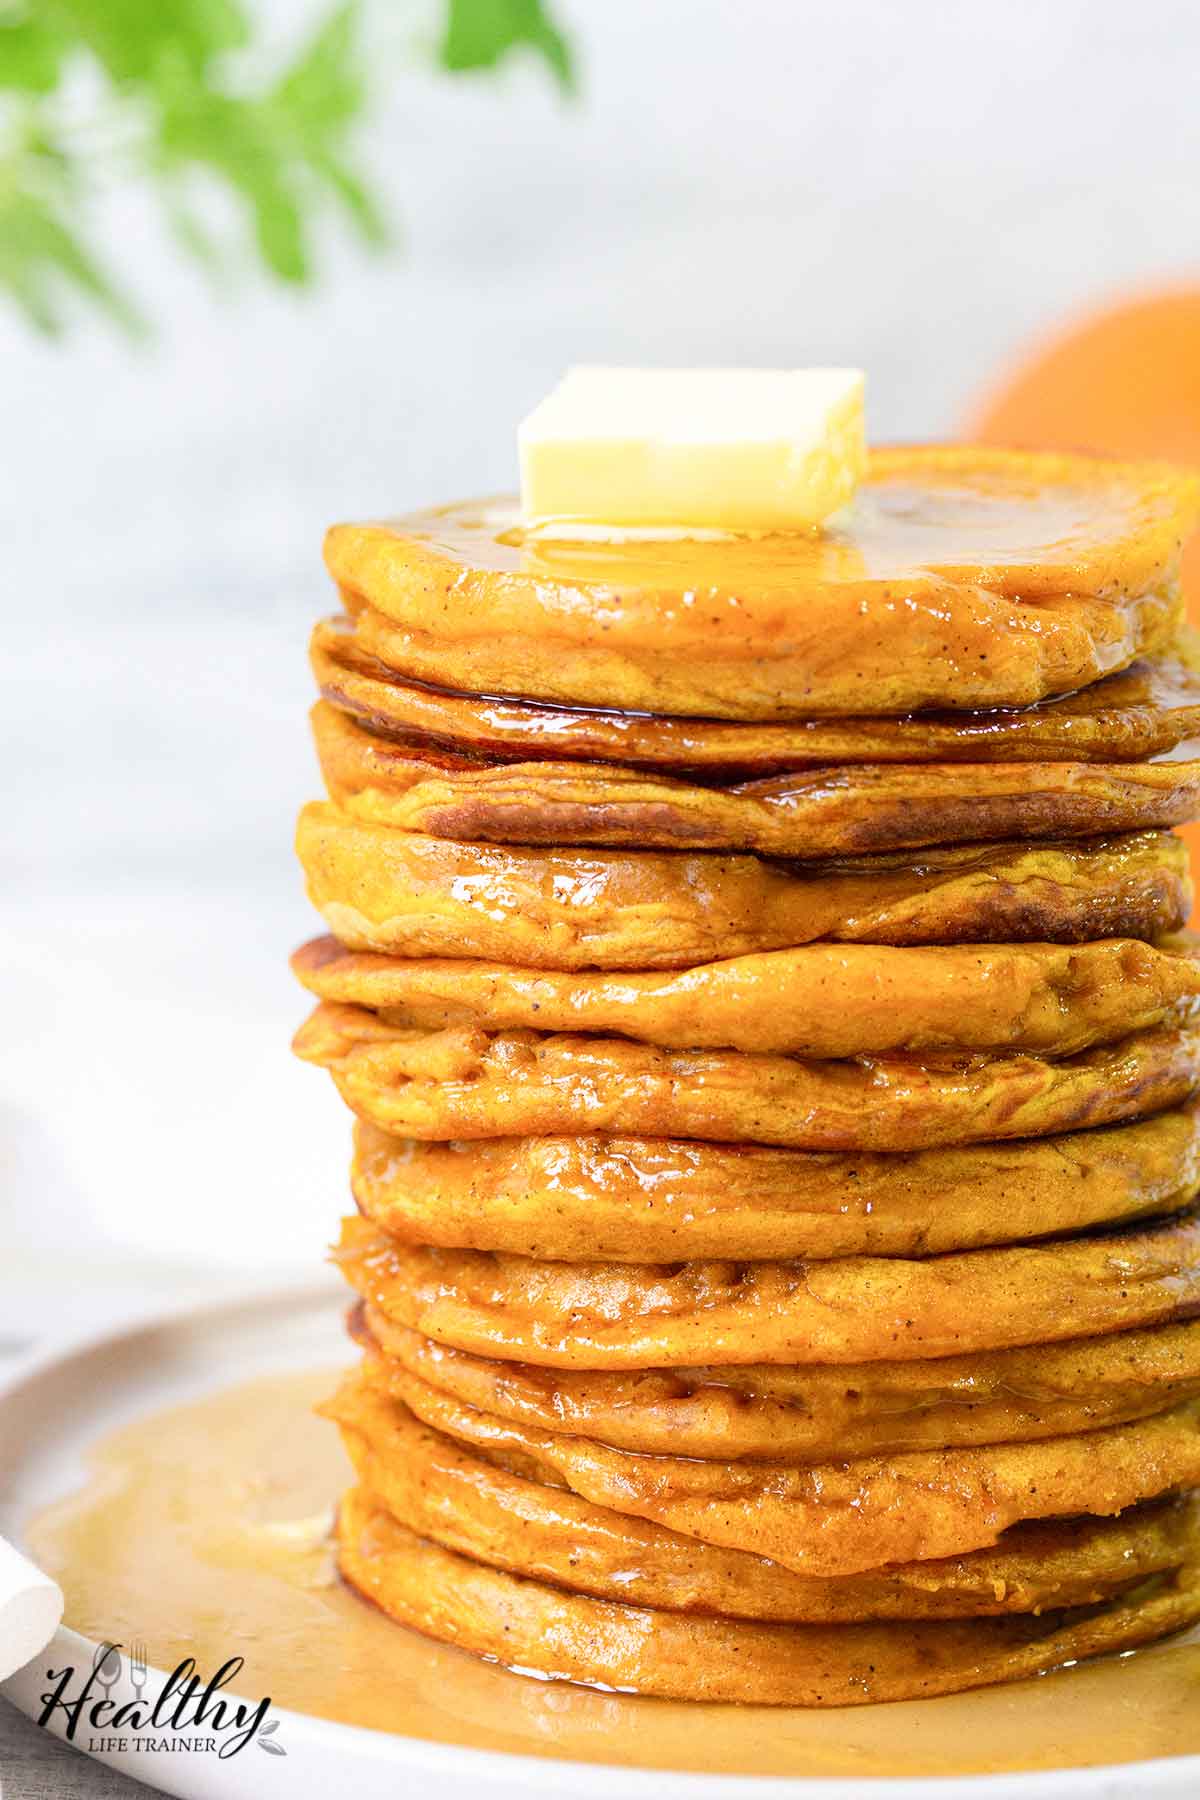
257, 1718, 287, 1755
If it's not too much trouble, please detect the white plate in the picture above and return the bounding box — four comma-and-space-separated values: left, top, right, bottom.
1, 1283, 1197, 1800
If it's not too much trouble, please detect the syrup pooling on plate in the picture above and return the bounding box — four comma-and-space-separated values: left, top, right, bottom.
24, 1369, 1200, 1779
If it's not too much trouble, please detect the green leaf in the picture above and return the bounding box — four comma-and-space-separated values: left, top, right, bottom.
0, 0, 573, 336
269, 3, 388, 250
252, 178, 306, 282
153, 61, 313, 282
274, 2, 364, 136
0, 14, 70, 94
0, 181, 144, 335
50, 0, 249, 84
307, 148, 388, 247
439, 0, 575, 93
161, 188, 223, 272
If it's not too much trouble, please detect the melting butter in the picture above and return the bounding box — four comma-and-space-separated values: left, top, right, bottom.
518, 367, 865, 535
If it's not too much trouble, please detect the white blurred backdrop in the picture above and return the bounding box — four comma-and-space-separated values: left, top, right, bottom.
4, 0, 1200, 1299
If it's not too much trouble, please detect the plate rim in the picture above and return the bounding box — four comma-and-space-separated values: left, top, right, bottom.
2, 1279, 1199, 1799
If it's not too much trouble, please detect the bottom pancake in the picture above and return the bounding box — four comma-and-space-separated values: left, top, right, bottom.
336, 1486, 1200, 1707
328, 1369, 1198, 1624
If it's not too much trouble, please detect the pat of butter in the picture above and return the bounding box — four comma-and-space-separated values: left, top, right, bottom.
518, 366, 865, 535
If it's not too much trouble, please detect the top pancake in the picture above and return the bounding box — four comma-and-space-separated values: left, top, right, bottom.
323, 449, 1200, 718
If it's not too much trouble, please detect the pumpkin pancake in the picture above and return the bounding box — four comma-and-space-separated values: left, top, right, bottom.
347, 1108, 1200, 1261
323, 450, 1200, 718
294, 1005, 1200, 1149
336, 1489, 1200, 1706
329, 1369, 1199, 1621
356, 1356, 1200, 1576
334, 1211, 1200, 1368
298, 805, 1192, 965
317, 614, 1200, 770
312, 700, 1200, 857
292, 934, 1200, 1060
356, 1305, 1200, 1461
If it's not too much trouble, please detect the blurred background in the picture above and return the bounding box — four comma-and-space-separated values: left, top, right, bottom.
4, 0, 1200, 1327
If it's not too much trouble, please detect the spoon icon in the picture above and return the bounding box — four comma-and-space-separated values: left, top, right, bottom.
92, 1640, 122, 1702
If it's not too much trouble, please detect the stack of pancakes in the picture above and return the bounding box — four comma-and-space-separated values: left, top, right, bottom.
293, 446, 1200, 1706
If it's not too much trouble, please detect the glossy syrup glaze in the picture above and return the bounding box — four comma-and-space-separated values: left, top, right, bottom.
24, 1368, 1200, 1781
313, 617, 1200, 773
389, 453, 1200, 596
321, 452, 1200, 720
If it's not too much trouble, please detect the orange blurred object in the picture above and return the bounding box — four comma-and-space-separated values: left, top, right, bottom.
968, 286, 1200, 912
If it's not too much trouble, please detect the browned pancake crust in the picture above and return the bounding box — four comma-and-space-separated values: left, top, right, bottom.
312, 701, 1200, 857
347, 1108, 1200, 1260
308, 454, 1200, 1700
329, 1370, 1198, 1621
357, 1306, 1200, 1461
295, 1004, 1200, 1150
335, 1486, 1200, 1706
334, 1212, 1200, 1369
317, 616, 1200, 770
293, 933, 1200, 1060
297, 805, 1192, 964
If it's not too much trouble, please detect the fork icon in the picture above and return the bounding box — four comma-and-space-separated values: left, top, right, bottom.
128, 1641, 149, 1704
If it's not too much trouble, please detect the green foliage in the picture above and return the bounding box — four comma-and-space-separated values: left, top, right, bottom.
439, 0, 574, 93
0, 13, 69, 93
0, 0, 576, 337
0, 180, 144, 332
